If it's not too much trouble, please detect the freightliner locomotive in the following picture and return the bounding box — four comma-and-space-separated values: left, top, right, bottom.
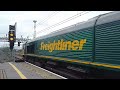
23, 11, 120, 79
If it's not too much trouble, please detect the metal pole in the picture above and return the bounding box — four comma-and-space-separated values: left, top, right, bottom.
14, 22, 16, 62
21, 35, 23, 43
33, 20, 37, 39
14, 48, 15, 62
11, 48, 15, 62
11, 49, 13, 61
6, 34, 7, 47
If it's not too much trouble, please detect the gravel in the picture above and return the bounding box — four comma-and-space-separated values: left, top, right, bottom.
0, 47, 14, 63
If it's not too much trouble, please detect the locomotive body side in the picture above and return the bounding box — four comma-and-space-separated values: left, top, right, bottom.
24, 11, 120, 78
25, 15, 98, 68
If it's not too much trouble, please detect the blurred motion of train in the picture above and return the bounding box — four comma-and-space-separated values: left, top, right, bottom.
22, 11, 120, 79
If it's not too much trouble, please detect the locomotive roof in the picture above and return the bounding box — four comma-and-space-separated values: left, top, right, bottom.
27, 11, 119, 43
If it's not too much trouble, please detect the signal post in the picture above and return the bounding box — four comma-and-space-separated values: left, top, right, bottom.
8, 23, 16, 62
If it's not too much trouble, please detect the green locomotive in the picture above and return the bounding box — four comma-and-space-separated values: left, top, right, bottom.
23, 11, 120, 78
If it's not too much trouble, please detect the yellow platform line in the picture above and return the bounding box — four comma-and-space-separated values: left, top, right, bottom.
8, 62, 27, 79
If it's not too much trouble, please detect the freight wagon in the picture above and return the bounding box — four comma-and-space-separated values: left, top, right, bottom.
23, 11, 120, 79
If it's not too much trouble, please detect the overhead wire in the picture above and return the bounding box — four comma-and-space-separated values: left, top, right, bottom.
36, 11, 91, 34
36, 11, 60, 27
27, 11, 60, 38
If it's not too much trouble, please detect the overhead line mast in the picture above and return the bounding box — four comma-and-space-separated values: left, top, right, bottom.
27, 11, 60, 38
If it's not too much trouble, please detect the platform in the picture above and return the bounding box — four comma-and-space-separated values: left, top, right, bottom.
0, 62, 65, 79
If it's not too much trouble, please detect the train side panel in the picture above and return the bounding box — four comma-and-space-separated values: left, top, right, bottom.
95, 12, 120, 66
35, 27, 94, 64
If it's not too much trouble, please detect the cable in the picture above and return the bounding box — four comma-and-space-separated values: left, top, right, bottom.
36, 11, 91, 34
36, 11, 56, 26
26, 11, 60, 38
36, 11, 60, 27
27, 11, 91, 38
39, 11, 88, 34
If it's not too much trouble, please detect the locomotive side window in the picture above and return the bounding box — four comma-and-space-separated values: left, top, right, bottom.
27, 44, 35, 54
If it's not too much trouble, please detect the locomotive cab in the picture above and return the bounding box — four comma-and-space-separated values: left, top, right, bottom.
26, 42, 35, 54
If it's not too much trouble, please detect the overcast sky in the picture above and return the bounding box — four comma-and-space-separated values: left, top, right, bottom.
0, 11, 113, 48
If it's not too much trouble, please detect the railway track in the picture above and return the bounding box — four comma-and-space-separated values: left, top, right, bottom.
14, 56, 66, 79
25, 61, 67, 79
26, 60, 93, 79
44, 66, 80, 79
15, 55, 93, 79
43, 65, 94, 79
